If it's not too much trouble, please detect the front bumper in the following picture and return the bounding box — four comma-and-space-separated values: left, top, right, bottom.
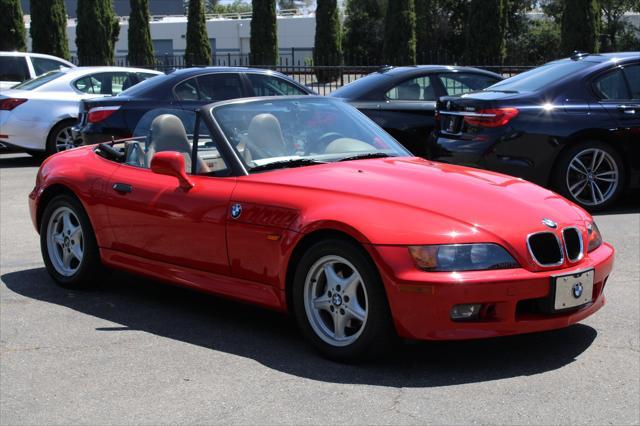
371, 242, 614, 340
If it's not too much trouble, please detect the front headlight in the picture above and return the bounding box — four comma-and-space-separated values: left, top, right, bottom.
587, 221, 602, 252
408, 243, 519, 272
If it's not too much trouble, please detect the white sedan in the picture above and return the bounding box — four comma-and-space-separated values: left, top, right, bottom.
0, 66, 162, 156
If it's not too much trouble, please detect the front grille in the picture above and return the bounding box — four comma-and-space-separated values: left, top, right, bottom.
527, 232, 563, 266
562, 227, 583, 262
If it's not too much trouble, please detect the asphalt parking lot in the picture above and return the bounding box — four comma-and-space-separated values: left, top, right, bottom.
1, 152, 639, 425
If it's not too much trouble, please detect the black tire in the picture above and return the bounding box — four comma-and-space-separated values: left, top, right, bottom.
552, 140, 625, 211
45, 119, 78, 157
292, 238, 396, 362
40, 194, 104, 289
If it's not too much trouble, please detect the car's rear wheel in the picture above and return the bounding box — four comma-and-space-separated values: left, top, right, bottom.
553, 141, 624, 211
292, 238, 395, 361
46, 119, 78, 156
40, 194, 103, 288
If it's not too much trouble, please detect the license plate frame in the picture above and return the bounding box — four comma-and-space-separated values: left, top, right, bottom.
550, 268, 594, 312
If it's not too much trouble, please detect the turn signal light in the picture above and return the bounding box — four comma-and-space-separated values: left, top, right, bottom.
464, 108, 519, 128
87, 105, 121, 123
0, 98, 27, 111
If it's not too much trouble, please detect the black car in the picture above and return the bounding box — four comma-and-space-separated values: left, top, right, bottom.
429, 52, 639, 210
74, 67, 314, 145
329, 66, 502, 155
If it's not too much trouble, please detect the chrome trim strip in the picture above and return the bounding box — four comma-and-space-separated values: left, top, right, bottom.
526, 231, 564, 267
438, 111, 496, 117
562, 226, 584, 263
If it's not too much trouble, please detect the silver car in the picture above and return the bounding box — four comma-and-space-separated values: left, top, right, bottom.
0, 51, 75, 91
0, 66, 162, 156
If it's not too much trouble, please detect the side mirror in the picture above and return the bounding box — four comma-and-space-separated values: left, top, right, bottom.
150, 151, 194, 190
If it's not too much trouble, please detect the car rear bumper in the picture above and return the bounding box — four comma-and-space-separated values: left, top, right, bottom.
427, 133, 552, 186
371, 243, 614, 340
74, 123, 130, 146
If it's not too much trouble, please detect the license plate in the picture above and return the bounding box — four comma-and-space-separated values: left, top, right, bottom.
552, 269, 594, 311
442, 116, 460, 134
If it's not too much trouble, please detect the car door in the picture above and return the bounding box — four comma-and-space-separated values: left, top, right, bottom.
354, 74, 441, 156
104, 113, 236, 275
592, 63, 640, 176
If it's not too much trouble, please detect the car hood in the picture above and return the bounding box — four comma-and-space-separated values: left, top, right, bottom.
240, 157, 590, 252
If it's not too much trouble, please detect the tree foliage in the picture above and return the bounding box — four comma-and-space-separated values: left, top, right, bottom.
464, 0, 507, 65
560, 0, 600, 54
600, 0, 640, 51
207, 0, 252, 14
314, 0, 342, 82
185, 0, 212, 66
343, 0, 385, 64
383, 0, 416, 65
30, 0, 70, 60
0, 0, 26, 51
76, 0, 120, 65
250, 0, 278, 65
128, 0, 155, 66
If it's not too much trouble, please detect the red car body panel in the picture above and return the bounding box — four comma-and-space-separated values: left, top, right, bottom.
30, 146, 614, 340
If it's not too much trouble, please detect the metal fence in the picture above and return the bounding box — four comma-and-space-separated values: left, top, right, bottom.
69, 54, 535, 96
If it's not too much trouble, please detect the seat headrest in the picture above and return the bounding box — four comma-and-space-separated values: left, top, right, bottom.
397, 82, 421, 100
149, 114, 191, 152
248, 113, 286, 156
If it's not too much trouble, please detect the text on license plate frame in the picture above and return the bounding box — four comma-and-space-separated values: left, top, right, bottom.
551, 268, 594, 311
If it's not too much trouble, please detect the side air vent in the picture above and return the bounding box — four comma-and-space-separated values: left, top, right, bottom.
527, 232, 563, 266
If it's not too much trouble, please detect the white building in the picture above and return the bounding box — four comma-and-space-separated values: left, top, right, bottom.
25, 12, 316, 66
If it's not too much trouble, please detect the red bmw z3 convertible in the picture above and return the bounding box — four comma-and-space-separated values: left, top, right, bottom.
29, 96, 614, 361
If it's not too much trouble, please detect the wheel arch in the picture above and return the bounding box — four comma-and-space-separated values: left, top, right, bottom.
46, 117, 79, 151
36, 184, 82, 231
284, 229, 375, 314
552, 129, 629, 187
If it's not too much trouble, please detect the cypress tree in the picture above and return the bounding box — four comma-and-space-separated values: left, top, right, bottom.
314, 0, 342, 82
30, 0, 70, 60
0, 0, 27, 51
561, 0, 600, 55
382, 0, 416, 65
128, 0, 155, 66
463, 0, 507, 65
185, 0, 211, 66
250, 0, 278, 65
76, 0, 120, 65
343, 0, 385, 65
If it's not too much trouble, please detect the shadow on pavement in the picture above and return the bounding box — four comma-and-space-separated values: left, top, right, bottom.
0, 153, 41, 169
2, 267, 598, 387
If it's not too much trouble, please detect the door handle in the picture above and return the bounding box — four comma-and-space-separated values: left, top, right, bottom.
617, 105, 637, 114
112, 183, 132, 193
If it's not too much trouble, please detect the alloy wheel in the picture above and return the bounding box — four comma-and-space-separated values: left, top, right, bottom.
566, 148, 619, 207
303, 255, 369, 347
55, 126, 75, 152
46, 206, 84, 276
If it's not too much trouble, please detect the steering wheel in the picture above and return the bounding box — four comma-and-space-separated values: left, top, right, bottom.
305, 132, 345, 155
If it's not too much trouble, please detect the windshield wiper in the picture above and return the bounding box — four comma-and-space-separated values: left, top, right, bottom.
338, 152, 393, 162
250, 158, 327, 172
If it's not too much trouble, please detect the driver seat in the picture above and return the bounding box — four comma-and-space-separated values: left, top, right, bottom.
145, 114, 210, 173
239, 113, 287, 162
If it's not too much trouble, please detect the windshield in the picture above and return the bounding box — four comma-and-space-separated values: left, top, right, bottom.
12, 70, 65, 90
488, 60, 596, 92
210, 97, 410, 171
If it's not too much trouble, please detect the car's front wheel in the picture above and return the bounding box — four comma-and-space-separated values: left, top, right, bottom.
292, 238, 395, 361
554, 141, 624, 211
40, 194, 103, 288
